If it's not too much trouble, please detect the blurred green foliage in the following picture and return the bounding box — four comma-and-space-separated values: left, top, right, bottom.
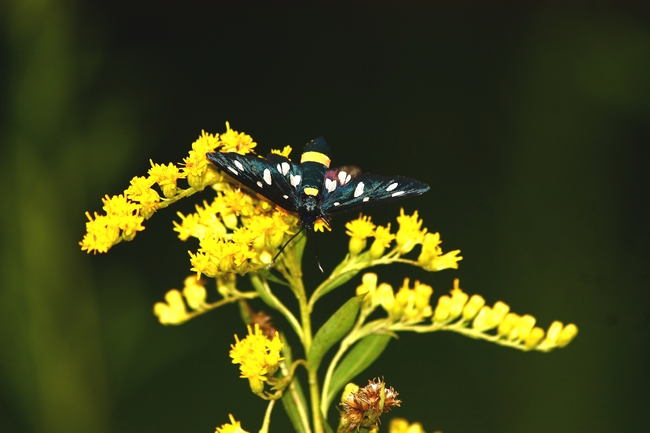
1, 1, 649, 432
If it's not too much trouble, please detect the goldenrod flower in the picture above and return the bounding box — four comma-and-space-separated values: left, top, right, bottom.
124, 176, 160, 219
181, 130, 221, 188
215, 414, 249, 433
395, 208, 426, 254
219, 121, 257, 155
392, 279, 433, 321
417, 232, 462, 271
369, 223, 395, 259
346, 214, 376, 255
176, 185, 298, 278
79, 193, 146, 253
148, 160, 184, 198
230, 324, 284, 395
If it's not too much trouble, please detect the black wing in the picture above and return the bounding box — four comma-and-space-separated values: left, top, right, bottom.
320, 173, 430, 217
206, 151, 303, 213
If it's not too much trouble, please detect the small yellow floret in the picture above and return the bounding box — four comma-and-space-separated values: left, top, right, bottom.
271, 145, 293, 159
148, 160, 183, 198
215, 414, 249, 433
220, 121, 257, 155
229, 324, 284, 394
395, 208, 426, 254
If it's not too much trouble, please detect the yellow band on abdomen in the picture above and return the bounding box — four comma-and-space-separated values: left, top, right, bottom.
301, 151, 331, 167
304, 187, 319, 196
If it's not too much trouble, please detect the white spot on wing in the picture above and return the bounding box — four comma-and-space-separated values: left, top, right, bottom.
228, 166, 238, 175
391, 191, 405, 197
234, 160, 244, 171
290, 174, 301, 188
354, 182, 365, 198
257, 181, 263, 188
386, 182, 398, 191
263, 169, 272, 185
281, 162, 290, 176
338, 171, 347, 184
362, 197, 370, 202
283, 195, 289, 199
333, 202, 340, 206
325, 178, 336, 192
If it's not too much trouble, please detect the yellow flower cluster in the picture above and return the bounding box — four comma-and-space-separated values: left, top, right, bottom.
176, 186, 299, 277
345, 210, 462, 271
215, 414, 249, 433
230, 324, 284, 395
80, 122, 257, 254
356, 273, 433, 323
153, 276, 208, 325
433, 279, 579, 351
389, 418, 428, 433
354, 274, 577, 352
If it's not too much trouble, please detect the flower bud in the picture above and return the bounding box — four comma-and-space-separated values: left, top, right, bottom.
524, 327, 545, 349
462, 295, 485, 320
557, 324, 578, 347
472, 306, 492, 331
183, 278, 207, 310
488, 301, 510, 328
544, 321, 564, 345
161, 183, 177, 198
217, 273, 237, 297
449, 286, 469, 319
433, 295, 451, 322
509, 314, 536, 341
369, 238, 386, 259
497, 313, 520, 337
349, 237, 367, 256
259, 249, 273, 265
248, 377, 265, 395
223, 212, 239, 230
376, 283, 395, 312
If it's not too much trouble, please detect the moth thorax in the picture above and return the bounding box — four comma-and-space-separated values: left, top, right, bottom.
301, 196, 318, 213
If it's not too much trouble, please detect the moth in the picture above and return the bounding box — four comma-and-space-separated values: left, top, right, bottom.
207, 137, 430, 262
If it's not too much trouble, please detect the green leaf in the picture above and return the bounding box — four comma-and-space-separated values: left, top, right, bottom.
308, 296, 363, 372
281, 377, 310, 433
314, 269, 360, 303
323, 333, 393, 409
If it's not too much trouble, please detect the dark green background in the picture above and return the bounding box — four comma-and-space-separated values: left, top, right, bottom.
1, 1, 649, 432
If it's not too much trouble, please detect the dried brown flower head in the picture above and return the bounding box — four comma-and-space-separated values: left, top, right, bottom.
339, 378, 401, 432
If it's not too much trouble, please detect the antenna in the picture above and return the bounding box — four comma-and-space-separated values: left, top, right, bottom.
271, 227, 305, 265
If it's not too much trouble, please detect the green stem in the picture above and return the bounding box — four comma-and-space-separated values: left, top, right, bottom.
259, 399, 276, 433
282, 244, 324, 433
